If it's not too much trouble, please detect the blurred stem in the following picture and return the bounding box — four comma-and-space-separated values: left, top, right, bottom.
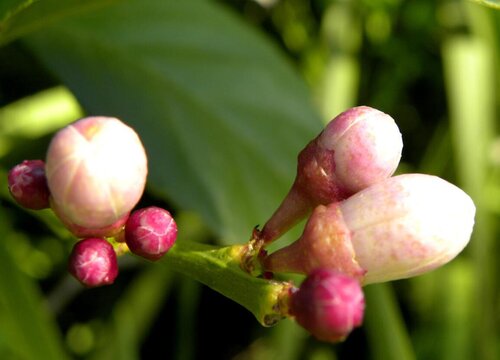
443, 29, 498, 360
175, 278, 201, 360
90, 263, 175, 360
319, 0, 361, 122
163, 240, 294, 326
364, 283, 416, 360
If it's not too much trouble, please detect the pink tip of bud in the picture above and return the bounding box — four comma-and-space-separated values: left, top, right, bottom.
46, 116, 148, 229
290, 269, 365, 342
318, 106, 403, 194
7, 160, 50, 210
68, 238, 118, 287
125, 206, 177, 261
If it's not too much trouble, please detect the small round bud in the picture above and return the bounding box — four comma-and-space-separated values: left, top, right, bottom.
7, 160, 50, 210
125, 206, 177, 261
46, 116, 147, 230
290, 269, 365, 342
258, 106, 402, 244
317, 106, 403, 193
264, 174, 476, 284
68, 238, 118, 287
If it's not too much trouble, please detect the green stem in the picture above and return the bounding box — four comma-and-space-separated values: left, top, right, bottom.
364, 283, 415, 360
162, 240, 293, 326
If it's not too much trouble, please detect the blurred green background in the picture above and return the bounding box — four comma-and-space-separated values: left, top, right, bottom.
0, 0, 498, 359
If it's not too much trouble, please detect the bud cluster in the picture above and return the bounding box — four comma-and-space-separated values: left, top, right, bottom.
7, 107, 476, 344
256, 106, 403, 243
253, 106, 475, 342
7, 116, 177, 287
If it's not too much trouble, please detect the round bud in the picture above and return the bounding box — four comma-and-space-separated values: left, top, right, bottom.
7, 160, 50, 210
317, 106, 403, 194
125, 206, 177, 261
46, 116, 147, 230
68, 238, 118, 287
264, 174, 476, 284
258, 106, 402, 244
290, 269, 365, 342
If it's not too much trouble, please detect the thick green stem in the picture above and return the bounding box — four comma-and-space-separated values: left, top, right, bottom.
162, 240, 293, 326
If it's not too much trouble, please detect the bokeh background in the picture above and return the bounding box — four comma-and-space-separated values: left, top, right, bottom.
0, 0, 498, 359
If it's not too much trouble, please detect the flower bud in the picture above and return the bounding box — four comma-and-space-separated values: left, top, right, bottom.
258, 106, 402, 244
125, 206, 177, 261
51, 197, 129, 238
264, 174, 475, 284
68, 238, 118, 287
289, 269, 365, 342
46, 116, 147, 230
7, 160, 50, 210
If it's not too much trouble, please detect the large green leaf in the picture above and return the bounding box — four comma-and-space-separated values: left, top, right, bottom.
0, 210, 68, 360
0, 0, 120, 46
24, 0, 322, 244
469, 0, 500, 9
0, 0, 34, 23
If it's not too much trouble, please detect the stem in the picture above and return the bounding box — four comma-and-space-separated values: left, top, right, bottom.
259, 185, 311, 244
363, 283, 415, 360
162, 240, 294, 326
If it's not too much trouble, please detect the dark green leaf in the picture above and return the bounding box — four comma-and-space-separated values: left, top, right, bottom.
0, 0, 120, 46
0, 210, 68, 360
25, 0, 322, 244
0, 0, 34, 23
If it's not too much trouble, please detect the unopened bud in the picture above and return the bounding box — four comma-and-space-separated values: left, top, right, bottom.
68, 238, 118, 287
125, 206, 177, 261
259, 106, 402, 243
264, 174, 475, 284
289, 269, 365, 342
7, 160, 50, 210
46, 116, 147, 231
51, 197, 128, 238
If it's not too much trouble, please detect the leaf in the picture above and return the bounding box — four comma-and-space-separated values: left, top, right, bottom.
469, 0, 500, 9
0, 0, 35, 23
0, 0, 120, 46
0, 209, 68, 360
0, 86, 82, 139
24, 0, 322, 244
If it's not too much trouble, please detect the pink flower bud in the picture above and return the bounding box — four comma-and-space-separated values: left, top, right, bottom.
68, 238, 118, 287
317, 106, 403, 193
125, 206, 177, 261
51, 197, 128, 238
46, 116, 147, 231
7, 160, 50, 210
264, 174, 475, 284
258, 106, 402, 244
289, 269, 365, 342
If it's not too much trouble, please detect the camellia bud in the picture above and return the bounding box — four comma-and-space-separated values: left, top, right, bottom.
258, 106, 402, 244
289, 268, 365, 342
7, 160, 50, 210
68, 238, 118, 287
263, 174, 475, 284
45, 116, 147, 232
125, 206, 177, 261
